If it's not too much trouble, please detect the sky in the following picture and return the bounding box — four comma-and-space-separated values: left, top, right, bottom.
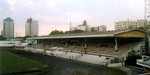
0, 0, 145, 37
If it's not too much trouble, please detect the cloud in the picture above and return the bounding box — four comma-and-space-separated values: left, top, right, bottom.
0, 6, 3, 12
26, 0, 33, 5
0, 0, 145, 36
45, 0, 57, 9
4, 0, 17, 10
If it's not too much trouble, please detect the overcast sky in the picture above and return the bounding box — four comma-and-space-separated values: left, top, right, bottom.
0, 0, 145, 36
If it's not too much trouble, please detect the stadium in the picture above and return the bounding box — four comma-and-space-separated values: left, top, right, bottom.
0, 29, 149, 75
27, 29, 146, 63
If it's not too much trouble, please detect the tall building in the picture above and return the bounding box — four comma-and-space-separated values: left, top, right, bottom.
2, 17, 14, 38
115, 19, 150, 31
145, 0, 150, 21
25, 18, 38, 37
91, 25, 107, 32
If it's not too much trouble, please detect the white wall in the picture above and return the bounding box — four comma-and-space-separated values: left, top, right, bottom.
26, 39, 37, 45
0, 41, 20, 47
75, 25, 90, 31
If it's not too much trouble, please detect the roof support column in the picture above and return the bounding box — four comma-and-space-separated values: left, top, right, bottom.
65, 39, 68, 48
115, 38, 118, 51
51, 41, 53, 47
84, 38, 87, 54
33, 39, 37, 45
84, 38, 87, 48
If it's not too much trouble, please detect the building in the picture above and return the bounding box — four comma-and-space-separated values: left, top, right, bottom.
71, 20, 90, 32
99, 25, 107, 31
145, 0, 150, 21
91, 25, 107, 32
115, 19, 150, 31
2, 17, 14, 38
25, 18, 38, 37
27, 29, 145, 58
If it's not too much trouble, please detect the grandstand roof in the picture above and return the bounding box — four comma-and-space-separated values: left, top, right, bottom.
27, 30, 145, 40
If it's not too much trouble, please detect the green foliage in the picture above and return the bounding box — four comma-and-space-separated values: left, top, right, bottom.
125, 50, 142, 66
65, 29, 85, 33
91, 27, 97, 32
127, 50, 137, 57
50, 29, 86, 35
50, 30, 64, 35
111, 57, 119, 63
0, 35, 6, 40
23, 35, 31, 40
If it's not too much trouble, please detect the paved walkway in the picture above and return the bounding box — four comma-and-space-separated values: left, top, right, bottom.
22, 47, 116, 66
77, 54, 107, 65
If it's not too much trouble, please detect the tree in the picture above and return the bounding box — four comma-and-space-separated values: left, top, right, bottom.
91, 27, 97, 32
34, 35, 38, 37
50, 30, 64, 35
0, 35, 6, 40
125, 50, 141, 66
65, 29, 85, 33
23, 35, 30, 40
138, 26, 150, 55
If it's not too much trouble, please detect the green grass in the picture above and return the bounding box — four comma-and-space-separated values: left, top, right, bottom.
0, 50, 46, 75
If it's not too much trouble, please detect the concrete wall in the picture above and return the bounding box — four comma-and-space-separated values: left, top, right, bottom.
0, 41, 20, 47
27, 39, 37, 45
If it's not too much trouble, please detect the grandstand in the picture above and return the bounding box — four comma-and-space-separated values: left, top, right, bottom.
27, 30, 145, 58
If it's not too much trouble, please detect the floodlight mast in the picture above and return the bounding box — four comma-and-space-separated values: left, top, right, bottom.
144, 0, 150, 56
145, 0, 150, 21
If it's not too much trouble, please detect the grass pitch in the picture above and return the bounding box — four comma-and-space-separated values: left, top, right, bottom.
0, 50, 47, 75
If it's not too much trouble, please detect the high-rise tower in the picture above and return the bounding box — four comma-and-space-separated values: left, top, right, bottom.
3, 17, 14, 38
25, 18, 38, 37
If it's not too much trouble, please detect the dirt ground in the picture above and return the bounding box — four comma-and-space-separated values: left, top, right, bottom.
5, 49, 127, 75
